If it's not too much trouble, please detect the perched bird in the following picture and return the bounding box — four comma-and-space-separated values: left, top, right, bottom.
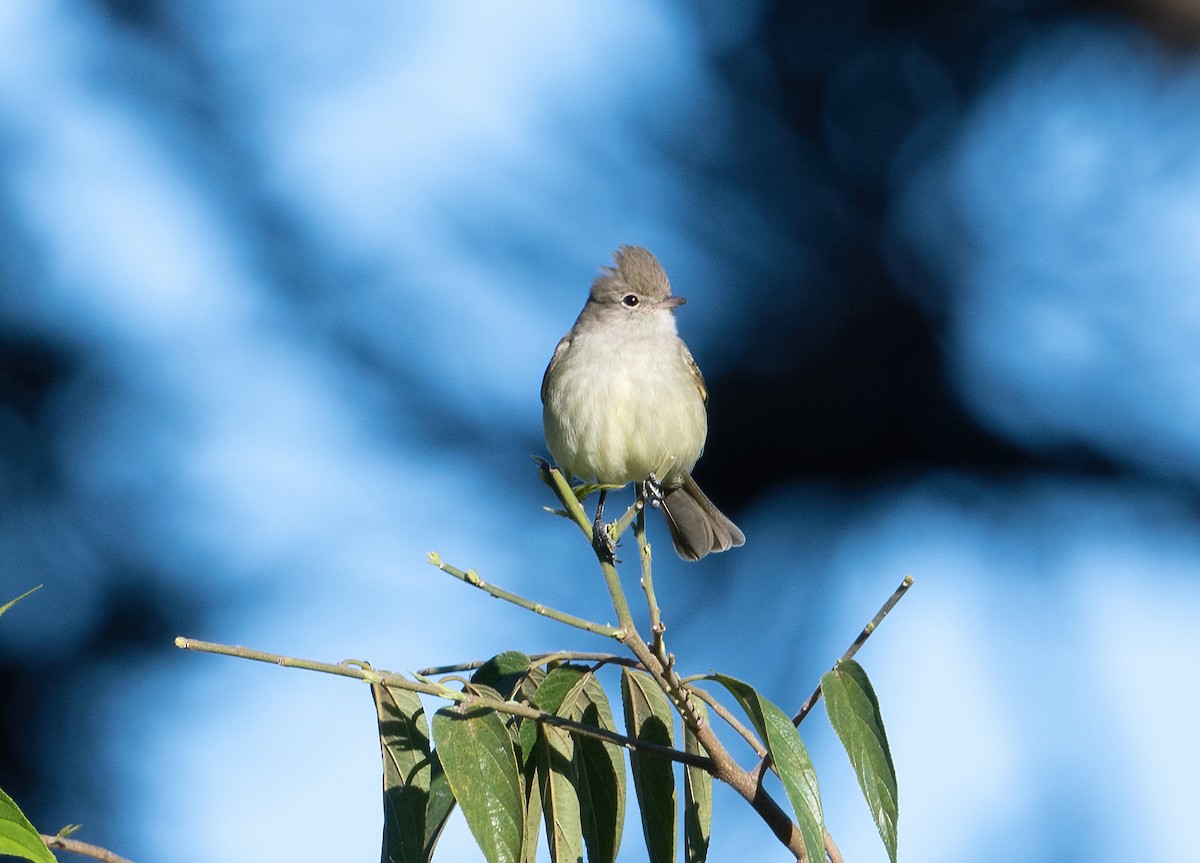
541, 245, 745, 561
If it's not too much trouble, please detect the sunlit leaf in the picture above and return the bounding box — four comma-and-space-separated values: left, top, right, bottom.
0, 786, 57, 863
519, 745, 543, 863
533, 666, 588, 715
822, 660, 898, 863
374, 684, 432, 863
565, 674, 625, 863
536, 722, 584, 863
708, 675, 823, 863
432, 706, 524, 863
683, 702, 712, 863
621, 669, 676, 863
530, 666, 586, 863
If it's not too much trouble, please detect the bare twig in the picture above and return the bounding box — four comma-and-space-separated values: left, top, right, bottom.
792, 574, 914, 726
428, 552, 625, 639
633, 501, 666, 655
42, 835, 134, 863
749, 574, 915, 790
174, 637, 711, 770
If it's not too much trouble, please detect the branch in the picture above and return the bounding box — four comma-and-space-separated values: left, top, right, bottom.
685, 684, 766, 757
42, 835, 134, 863
537, 460, 595, 540
550, 474, 813, 861
428, 552, 625, 639
174, 637, 711, 770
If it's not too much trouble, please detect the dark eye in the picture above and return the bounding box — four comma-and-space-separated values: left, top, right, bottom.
621, 294, 639, 307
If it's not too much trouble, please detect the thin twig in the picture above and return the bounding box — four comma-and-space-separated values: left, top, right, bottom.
609, 496, 643, 545
42, 835, 134, 863
174, 637, 712, 770
428, 552, 625, 639
749, 574, 915, 788
792, 574, 914, 726
634, 501, 665, 655
529, 651, 643, 669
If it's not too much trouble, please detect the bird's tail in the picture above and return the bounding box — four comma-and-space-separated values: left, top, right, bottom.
659, 473, 746, 561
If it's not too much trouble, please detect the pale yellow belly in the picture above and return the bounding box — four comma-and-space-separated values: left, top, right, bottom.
543, 344, 707, 487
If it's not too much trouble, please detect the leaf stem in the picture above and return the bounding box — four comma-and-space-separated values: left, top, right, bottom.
427, 552, 625, 639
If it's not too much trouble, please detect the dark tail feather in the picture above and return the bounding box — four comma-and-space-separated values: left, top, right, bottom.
659, 474, 746, 561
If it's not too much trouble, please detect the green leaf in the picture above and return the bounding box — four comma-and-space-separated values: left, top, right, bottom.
0, 586, 42, 621
529, 666, 587, 863
822, 660, 898, 863
432, 706, 524, 863
374, 684, 433, 863
519, 747, 543, 863
564, 674, 625, 863
472, 652, 533, 700
424, 752, 455, 860
708, 675, 824, 863
683, 702, 712, 863
0, 786, 57, 863
620, 669, 676, 863
532, 666, 588, 714
535, 721, 584, 863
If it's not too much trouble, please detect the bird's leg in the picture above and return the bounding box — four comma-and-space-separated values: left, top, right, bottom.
642, 473, 668, 509
592, 489, 616, 561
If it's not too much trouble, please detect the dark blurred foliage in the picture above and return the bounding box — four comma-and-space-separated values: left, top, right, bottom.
684, 0, 1127, 507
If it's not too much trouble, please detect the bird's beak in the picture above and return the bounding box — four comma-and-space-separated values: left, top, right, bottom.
657, 295, 687, 309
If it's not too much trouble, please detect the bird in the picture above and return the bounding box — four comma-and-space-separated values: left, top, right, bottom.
541, 245, 745, 561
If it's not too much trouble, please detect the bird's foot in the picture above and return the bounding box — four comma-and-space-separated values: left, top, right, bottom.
641, 474, 668, 509
591, 489, 618, 563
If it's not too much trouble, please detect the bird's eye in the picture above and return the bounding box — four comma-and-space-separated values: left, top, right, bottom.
621, 294, 639, 307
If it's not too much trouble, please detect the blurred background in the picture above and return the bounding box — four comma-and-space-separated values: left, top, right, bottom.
2, 1, 1199, 861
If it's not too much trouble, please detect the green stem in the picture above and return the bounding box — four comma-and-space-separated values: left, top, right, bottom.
428, 552, 625, 639
608, 497, 643, 545
597, 556, 636, 637
633, 504, 665, 654
541, 464, 594, 541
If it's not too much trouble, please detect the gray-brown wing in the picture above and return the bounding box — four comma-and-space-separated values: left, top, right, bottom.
540, 335, 572, 404
679, 340, 707, 407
